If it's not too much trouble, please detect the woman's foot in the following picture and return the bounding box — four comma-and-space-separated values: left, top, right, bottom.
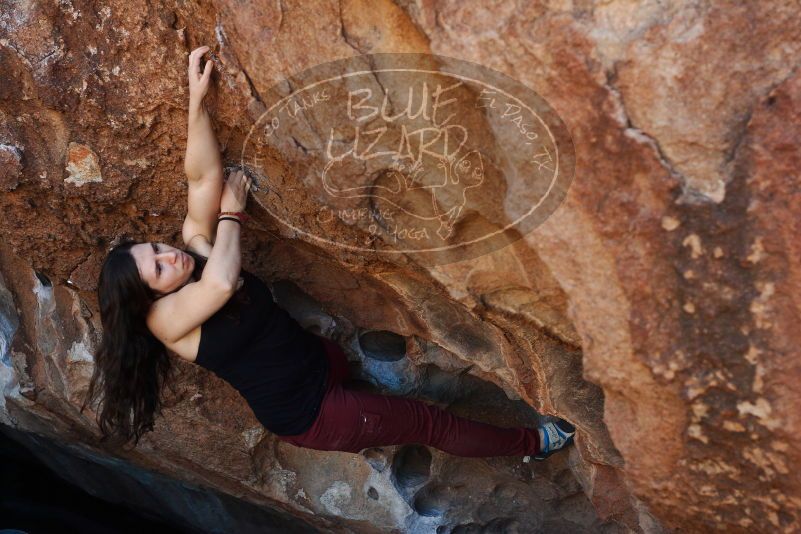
533, 419, 576, 460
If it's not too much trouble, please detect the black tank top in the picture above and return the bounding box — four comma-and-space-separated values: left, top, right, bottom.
194, 269, 329, 435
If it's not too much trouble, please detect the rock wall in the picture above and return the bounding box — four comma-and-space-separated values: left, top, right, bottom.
1, 1, 800, 532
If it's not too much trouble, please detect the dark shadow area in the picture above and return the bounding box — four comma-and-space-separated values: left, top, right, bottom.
0, 425, 316, 534
358, 330, 407, 362
0, 426, 184, 534
392, 444, 432, 489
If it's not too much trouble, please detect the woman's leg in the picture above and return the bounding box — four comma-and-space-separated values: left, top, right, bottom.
288, 384, 541, 457
278, 337, 352, 448
319, 336, 350, 385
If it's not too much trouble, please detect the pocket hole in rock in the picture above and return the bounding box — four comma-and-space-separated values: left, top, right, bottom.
34, 271, 52, 287
358, 330, 407, 362
412, 483, 449, 517
391, 444, 432, 489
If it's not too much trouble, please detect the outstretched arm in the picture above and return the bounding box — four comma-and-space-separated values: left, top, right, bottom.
183, 46, 223, 248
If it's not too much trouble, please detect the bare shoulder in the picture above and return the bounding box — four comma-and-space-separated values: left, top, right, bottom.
145, 275, 234, 361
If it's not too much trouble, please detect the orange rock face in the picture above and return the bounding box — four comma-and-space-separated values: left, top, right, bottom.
1, 1, 800, 532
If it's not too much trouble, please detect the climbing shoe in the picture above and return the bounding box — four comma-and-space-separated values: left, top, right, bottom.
533, 419, 576, 461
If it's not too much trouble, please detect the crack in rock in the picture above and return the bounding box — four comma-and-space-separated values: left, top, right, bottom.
603, 63, 724, 205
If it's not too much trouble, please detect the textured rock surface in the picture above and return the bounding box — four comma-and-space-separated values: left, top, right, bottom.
1, 1, 800, 532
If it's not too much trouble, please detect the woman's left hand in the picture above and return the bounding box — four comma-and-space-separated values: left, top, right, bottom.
188, 45, 213, 102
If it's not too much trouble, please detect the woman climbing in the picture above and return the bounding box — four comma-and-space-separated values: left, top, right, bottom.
84, 46, 576, 459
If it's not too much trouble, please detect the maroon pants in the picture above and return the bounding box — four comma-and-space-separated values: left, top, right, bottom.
277, 337, 540, 457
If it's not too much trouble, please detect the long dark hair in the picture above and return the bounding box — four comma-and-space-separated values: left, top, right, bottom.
83, 238, 208, 447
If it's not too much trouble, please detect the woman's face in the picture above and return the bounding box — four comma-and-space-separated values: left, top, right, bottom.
130, 242, 195, 296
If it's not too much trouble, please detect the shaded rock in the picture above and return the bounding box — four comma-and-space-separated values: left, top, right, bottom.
0, 424, 316, 533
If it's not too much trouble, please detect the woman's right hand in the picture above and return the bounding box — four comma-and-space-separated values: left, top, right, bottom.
220, 169, 252, 212
188, 46, 213, 104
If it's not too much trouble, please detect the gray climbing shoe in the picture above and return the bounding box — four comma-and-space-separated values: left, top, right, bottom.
533, 419, 576, 461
